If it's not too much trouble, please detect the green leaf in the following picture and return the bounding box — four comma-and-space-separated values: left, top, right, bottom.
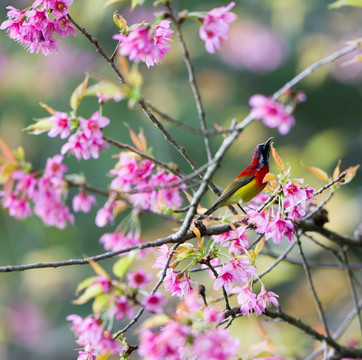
84, 81, 125, 102
329, 0, 362, 8
24, 118, 53, 135
104, 0, 125, 7
113, 252, 136, 278
70, 74, 89, 112
76, 276, 98, 294
92, 293, 109, 314
73, 284, 103, 305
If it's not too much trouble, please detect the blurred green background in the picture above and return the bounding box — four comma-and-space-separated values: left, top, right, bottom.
0, 0, 361, 359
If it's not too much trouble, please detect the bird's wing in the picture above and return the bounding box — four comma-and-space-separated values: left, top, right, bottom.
213, 174, 255, 207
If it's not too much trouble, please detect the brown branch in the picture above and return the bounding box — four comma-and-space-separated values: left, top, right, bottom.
273, 40, 362, 100
0, 222, 236, 272
264, 309, 362, 358
166, 3, 212, 162
296, 232, 331, 338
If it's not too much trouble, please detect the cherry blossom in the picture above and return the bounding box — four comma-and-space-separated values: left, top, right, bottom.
199, 2, 237, 54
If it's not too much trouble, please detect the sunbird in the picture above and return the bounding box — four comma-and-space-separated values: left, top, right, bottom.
203, 137, 273, 217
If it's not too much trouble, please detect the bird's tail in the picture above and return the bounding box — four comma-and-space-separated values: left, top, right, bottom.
199, 205, 217, 219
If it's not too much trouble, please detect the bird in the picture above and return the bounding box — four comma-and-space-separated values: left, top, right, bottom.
202, 137, 273, 217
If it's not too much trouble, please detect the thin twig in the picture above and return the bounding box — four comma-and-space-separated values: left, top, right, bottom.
166, 3, 212, 162
0, 222, 237, 272
305, 300, 362, 360
113, 243, 180, 338
264, 309, 362, 358
340, 249, 362, 339
104, 136, 183, 177
273, 40, 362, 99
296, 232, 331, 339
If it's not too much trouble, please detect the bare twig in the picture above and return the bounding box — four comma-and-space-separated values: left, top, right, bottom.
296, 232, 331, 339
166, 3, 212, 162
113, 243, 180, 338
273, 40, 362, 100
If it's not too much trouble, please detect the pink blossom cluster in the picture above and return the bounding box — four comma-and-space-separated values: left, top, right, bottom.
249, 94, 296, 135
99, 229, 141, 250
199, 2, 237, 54
212, 225, 249, 255
66, 314, 123, 359
109, 152, 185, 213
1, 155, 74, 228
248, 180, 314, 244
138, 290, 240, 359
1, 154, 97, 228
213, 258, 257, 292
232, 285, 279, 315
60, 111, 110, 160
113, 19, 173, 67
1, 0, 76, 56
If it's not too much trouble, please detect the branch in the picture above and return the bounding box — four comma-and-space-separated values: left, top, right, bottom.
296, 232, 331, 338
0, 222, 237, 272
264, 309, 362, 358
273, 40, 362, 99
113, 243, 180, 338
166, 3, 212, 162
300, 222, 362, 247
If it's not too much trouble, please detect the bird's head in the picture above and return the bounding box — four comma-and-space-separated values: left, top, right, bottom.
254, 137, 273, 166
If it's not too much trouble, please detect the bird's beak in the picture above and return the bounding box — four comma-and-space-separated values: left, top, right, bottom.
263, 137, 273, 152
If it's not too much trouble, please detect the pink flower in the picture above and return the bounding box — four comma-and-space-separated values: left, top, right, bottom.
67, 314, 123, 354
114, 20, 173, 68
212, 226, 250, 254
138, 321, 189, 360
0, 7, 26, 41
150, 170, 185, 211
48, 0, 73, 18
127, 268, 153, 289
213, 262, 235, 292
283, 181, 307, 207
34, 196, 74, 228
192, 327, 240, 360
220, 20, 288, 73
44, 154, 67, 178
48, 112, 71, 139
199, 2, 237, 54
61, 131, 90, 160
248, 209, 270, 234
77, 345, 98, 360
72, 191, 96, 213
203, 306, 223, 324
12, 170, 38, 199
286, 205, 305, 222
232, 286, 257, 315
54, 16, 76, 37
164, 268, 195, 298
147, 20, 173, 67
255, 286, 279, 314
108, 296, 134, 321
99, 230, 141, 252
143, 292, 167, 313
152, 244, 170, 270
249, 94, 295, 135
265, 215, 295, 244
91, 274, 112, 293
78, 111, 110, 139
3, 193, 32, 219
95, 206, 114, 227
1, 2, 75, 56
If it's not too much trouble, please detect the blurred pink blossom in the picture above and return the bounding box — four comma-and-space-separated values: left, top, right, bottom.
220, 20, 288, 72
